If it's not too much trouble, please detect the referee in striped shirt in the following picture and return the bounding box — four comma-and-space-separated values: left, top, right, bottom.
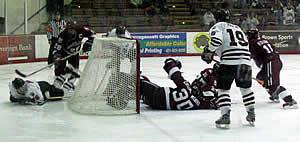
47, 11, 67, 65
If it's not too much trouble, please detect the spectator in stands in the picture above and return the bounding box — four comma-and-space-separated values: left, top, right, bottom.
240, 0, 248, 8
203, 10, 216, 29
282, 2, 296, 25
129, 0, 144, 8
271, 6, 283, 25
153, 0, 168, 15
246, 12, 259, 30
145, 3, 157, 17
221, 0, 234, 9
250, 0, 264, 9
240, 15, 249, 31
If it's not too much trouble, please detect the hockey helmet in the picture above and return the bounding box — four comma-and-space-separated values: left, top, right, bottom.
214, 8, 230, 22
246, 28, 259, 40
116, 26, 126, 35
191, 78, 202, 97
12, 78, 25, 89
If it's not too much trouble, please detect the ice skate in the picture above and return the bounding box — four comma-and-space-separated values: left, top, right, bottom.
269, 93, 280, 103
246, 108, 255, 126
283, 99, 298, 109
215, 111, 230, 129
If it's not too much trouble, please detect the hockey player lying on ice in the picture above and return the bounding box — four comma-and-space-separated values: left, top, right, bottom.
9, 78, 68, 105
140, 58, 219, 110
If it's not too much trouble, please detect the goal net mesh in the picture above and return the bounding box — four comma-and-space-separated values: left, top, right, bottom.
68, 37, 140, 115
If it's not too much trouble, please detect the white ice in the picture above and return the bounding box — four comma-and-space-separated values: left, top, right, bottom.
0, 55, 300, 142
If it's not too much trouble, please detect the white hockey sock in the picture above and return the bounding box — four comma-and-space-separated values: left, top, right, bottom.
53, 75, 66, 89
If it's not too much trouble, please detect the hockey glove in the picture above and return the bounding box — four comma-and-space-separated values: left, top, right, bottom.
265, 53, 275, 62
212, 62, 220, 77
201, 47, 214, 64
53, 52, 62, 61
163, 58, 181, 74
82, 39, 93, 53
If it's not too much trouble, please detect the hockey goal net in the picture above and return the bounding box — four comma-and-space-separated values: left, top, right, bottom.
68, 37, 140, 115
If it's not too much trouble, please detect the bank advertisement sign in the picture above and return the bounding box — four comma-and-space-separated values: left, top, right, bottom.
260, 31, 300, 52
131, 33, 186, 55
0, 35, 35, 64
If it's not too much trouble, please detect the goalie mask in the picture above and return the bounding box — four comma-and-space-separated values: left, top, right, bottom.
214, 8, 230, 22
116, 26, 126, 35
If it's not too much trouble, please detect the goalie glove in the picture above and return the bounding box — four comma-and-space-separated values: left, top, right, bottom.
201, 46, 214, 64
82, 39, 93, 53
163, 58, 182, 74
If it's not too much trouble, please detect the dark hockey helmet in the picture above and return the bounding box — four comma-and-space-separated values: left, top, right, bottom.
116, 26, 126, 35
246, 28, 259, 40
191, 80, 201, 96
214, 8, 230, 22
12, 78, 25, 89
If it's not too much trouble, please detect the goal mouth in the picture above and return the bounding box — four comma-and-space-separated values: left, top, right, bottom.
68, 96, 138, 116
68, 37, 140, 115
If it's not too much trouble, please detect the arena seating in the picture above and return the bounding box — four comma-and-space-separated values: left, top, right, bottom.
33, 0, 299, 34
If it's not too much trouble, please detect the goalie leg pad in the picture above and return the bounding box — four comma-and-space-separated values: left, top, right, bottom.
141, 79, 166, 109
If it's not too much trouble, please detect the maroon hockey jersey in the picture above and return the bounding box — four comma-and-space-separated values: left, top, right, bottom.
54, 24, 95, 55
141, 68, 217, 110
249, 37, 280, 67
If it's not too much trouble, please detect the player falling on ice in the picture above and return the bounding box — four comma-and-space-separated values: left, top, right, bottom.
140, 58, 219, 110
9, 78, 66, 105
201, 8, 255, 128
247, 28, 298, 109
52, 22, 95, 93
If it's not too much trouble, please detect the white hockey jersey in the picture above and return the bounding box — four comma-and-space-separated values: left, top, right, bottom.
9, 81, 45, 105
208, 22, 251, 66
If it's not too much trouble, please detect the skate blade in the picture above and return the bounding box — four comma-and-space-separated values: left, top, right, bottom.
248, 121, 255, 127
269, 100, 280, 103
283, 104, 299, 109
216, 124, 230, 129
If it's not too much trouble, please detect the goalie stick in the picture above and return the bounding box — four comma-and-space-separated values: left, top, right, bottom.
15, 51, 81, 78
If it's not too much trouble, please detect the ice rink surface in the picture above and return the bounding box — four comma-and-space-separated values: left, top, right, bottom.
0, 55, 299, 142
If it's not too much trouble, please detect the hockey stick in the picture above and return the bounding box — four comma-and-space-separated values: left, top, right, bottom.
47, 95, 72, 100
15, 51, 80, 78
253, 77, 264, 85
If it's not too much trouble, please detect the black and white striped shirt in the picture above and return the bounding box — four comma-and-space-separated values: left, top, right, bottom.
47, 19, 67, 41
208, 22, 251, 66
